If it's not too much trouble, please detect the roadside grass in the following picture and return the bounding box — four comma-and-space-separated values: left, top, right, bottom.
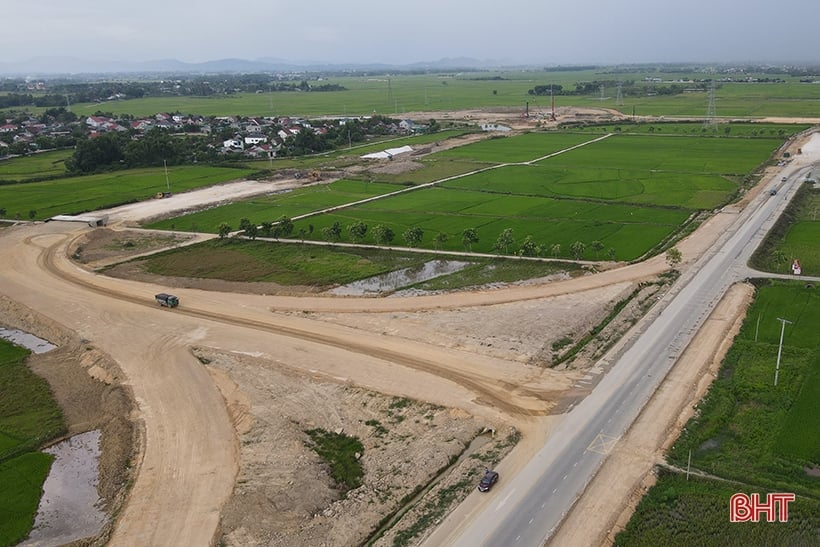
614, 470, 820, 547
618, 281, 820, 544
0, 339, 65, 547
0, 149, 72, 182
751, 184, 820, 276
0, 165, 256, 220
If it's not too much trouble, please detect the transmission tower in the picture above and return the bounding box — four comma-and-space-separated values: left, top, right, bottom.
616, 82, 624, 106
704, 80, 717, 130
599, 84, 605, 101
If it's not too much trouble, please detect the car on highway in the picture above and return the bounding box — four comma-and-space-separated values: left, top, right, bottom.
478, 469, 499, 492
770, 189, 777, 196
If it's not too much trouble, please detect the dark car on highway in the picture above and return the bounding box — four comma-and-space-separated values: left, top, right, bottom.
478, 469, 499, 492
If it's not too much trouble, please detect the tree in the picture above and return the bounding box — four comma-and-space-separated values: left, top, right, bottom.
518, 235, 538, 257
771, 249, 787, 272
238, 218, 252, 232
373, 224, 395, 245
461, 228, 479, 251
433, 232, 449, 249
260, 221, 273, 238
0, 208, 6, 218
243, 223, 258, 240
591, 240, 604, 259
607, 247, 617, 261
27, 210, 37, 220
403, 226, 424, 247
217, 222, 231, 239
550, 243, 561, 258
666, 247, 682, 268
322, 221, 342, 242
570, 241, 586, 260
494, 228, 515, 255
277, 216, 294, 237
347, 221, 368, 243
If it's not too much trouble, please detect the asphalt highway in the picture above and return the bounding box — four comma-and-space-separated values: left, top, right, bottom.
452, 166, 816, 547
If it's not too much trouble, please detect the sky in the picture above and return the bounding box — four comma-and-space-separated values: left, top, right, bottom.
2, 0, 820, 68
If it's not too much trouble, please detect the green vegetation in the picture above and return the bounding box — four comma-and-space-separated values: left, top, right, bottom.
144, 179, 401, 233
0, 150, 72, 182
0, 339, 66, 547
615, 470, 820, 546
751, 184, 820, 276
304, 428, 364, 492
133, 237, 580, 290
0, 164, 255, 220
0, 452, 54, 547
617, 281, 820, 545
43, 69, 820, 119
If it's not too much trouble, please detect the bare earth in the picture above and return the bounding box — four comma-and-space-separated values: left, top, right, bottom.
0, 122, 814, 547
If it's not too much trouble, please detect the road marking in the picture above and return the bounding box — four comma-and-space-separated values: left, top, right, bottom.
552, 488, 557, 494
496, 489, 516, 510
562, 474, 567, 481
587, 433, 620, 455
529, 518, 534, 524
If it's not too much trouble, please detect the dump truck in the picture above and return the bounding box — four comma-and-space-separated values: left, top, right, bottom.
155, 293, 179, 308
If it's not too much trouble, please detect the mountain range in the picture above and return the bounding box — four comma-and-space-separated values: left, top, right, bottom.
0, 56, 516, 77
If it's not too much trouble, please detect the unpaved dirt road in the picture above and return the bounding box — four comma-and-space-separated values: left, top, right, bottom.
1, 127, 814, 546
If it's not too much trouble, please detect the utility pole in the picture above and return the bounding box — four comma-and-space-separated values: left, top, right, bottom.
774, 317, 792, 386
164, 160, 171, 193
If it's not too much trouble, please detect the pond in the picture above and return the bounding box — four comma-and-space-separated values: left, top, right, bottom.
327, 260, 471, 296
0, 327, 57, 353
21, 430, 107, 546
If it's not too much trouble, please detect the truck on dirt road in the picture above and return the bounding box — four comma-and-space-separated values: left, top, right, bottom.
155, 293, 179, 308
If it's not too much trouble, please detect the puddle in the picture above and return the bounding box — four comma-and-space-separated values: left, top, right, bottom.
0, 328, 57, 354
21, 430, 107, 546
328, 260, 471, 296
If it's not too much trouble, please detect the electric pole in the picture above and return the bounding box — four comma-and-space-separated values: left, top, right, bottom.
774, 317, 792, 386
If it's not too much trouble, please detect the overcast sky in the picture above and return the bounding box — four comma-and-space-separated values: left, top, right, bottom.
3, 0, 819, 67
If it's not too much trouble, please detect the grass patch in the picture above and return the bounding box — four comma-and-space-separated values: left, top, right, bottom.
0, 452, 54, 547
0, 340, 65, 461
0, 164, 256, 220
0, 150, 73, 182
412, 259, 579, 291
615, 469, 820, 546
304, 428, 364, 493
0, 338, 66, 546
620, 281, 820, 544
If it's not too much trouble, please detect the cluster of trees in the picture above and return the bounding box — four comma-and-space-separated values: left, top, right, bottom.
528, 80, 704, 97
65, 129, 220, 173
217, 219, 635, 263
0, 75, 347, 107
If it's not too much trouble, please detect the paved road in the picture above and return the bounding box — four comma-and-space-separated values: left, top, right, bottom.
451, 165, 817, 546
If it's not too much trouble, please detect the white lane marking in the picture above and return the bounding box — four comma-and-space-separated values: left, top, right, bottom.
496, 489, 516, 510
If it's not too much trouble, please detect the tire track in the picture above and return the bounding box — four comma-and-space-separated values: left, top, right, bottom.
37, 231, 547, 418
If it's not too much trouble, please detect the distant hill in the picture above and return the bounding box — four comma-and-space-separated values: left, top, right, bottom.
0, 56, 516, 77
